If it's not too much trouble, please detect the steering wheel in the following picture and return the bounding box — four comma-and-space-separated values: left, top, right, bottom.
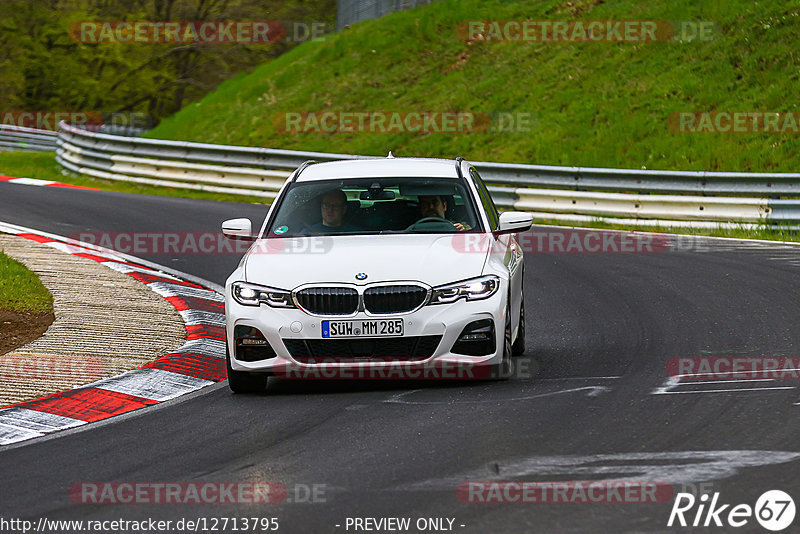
405, 217, 458, 232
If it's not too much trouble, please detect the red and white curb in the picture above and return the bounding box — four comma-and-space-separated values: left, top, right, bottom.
0, 222, 226, 446
0, 174, 99, 190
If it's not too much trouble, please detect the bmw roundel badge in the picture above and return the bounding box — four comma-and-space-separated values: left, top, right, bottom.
355, 272, 368, 280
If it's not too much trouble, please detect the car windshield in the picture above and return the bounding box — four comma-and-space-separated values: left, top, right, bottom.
264, 177, 482, 237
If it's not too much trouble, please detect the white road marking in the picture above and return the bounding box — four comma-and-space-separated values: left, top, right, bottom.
8, 178, 56, 186
178, 309, 225, 327
652, 374, 797, 395
42, 241, 127, 261
536, 376, 622, 381
104, 261, 180, 279
0, 408, 84, 431
385, 386, 610, 405
147, 281, 223, 301
173, 338, 226, 359
684, 379, 778, 385
401, 450, 800, 490
656, 387, 794, 394
0, 423, 44, 445
0, 409, 86, 445
84, 368, 213, 402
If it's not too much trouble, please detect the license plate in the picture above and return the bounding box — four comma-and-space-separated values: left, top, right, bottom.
322, 319, 403, 338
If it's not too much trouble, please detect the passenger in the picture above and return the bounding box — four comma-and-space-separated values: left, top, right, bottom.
305, 189, 361, 233
417, 195, 470, 231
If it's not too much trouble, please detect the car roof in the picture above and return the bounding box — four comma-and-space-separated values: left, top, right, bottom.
295, 157, 462, 182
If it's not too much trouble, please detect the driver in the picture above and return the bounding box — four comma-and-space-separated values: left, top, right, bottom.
418, 195, 470, 231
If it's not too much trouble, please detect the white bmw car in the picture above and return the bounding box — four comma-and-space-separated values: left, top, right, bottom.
222, 157, 533, 392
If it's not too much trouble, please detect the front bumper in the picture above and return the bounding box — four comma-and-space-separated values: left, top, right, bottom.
225, 283, 507, 378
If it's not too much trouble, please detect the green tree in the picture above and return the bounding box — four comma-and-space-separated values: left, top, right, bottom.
0, 0, 335, 127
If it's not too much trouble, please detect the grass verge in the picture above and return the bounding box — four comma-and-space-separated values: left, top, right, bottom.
0, 251, 54, 314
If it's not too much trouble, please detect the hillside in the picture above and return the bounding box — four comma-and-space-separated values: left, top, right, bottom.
148, 0, 800, 172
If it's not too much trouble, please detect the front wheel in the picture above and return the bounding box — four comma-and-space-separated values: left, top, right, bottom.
226, 347, 269, 393
488, 300, 513, 380
512, 292, 526, 356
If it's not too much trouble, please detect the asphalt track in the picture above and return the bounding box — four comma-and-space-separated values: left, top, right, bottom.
2, 181, 800, 533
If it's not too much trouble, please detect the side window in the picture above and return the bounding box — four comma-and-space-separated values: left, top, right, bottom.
469, 168, 500, 230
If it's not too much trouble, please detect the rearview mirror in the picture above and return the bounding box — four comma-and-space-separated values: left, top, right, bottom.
360, 189, 395, 201
222, 218, 254, 240
495, 212, 534, 235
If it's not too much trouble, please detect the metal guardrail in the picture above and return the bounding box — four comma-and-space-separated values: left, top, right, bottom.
53, 122, 800, 227
1, 124, 147, 152
0, 125, 58, 152
337, 0, 439, 30
80, 124, 150, 137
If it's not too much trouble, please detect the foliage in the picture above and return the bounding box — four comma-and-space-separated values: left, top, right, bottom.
0, 0, 335, 126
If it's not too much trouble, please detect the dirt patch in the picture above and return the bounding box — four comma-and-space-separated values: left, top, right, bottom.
557, 0, 604, 17
0, 309, 54, 355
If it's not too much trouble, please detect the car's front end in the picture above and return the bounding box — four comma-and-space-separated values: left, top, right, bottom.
225, 233, 510, 381
222, 157, 532, 391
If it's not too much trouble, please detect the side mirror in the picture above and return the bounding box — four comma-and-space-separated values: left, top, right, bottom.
222, 218, 254, 240
495, 212, 534, 235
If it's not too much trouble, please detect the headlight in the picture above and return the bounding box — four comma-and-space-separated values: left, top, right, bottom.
429, 275, 499, 305
232, 281, 295, 308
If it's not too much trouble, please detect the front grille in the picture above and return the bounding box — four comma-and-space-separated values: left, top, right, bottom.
294, 287, 359, 315
283, 335, 442, 362
363, 285, 427, 314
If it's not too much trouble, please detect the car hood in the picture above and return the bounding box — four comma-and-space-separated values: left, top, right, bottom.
243, 233, 491, 289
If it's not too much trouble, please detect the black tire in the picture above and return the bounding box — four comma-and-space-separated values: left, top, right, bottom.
226, 346, 269, 394
488, 299, 513, 380
512, 293, 526, 356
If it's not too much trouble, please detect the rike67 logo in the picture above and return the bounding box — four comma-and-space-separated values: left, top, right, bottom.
668, 490, 795, 531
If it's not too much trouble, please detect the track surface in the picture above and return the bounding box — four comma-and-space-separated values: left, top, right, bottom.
2, 182, 800, 533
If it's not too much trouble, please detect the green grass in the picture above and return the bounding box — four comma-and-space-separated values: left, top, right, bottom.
0, 251, 54, 314
148, 0, 800, 172
0, 151, 61, 182
0, 151, 271, 205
